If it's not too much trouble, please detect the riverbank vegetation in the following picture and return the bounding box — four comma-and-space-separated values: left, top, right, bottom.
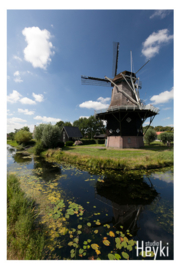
7, 174, 47, 259
7, 138, 173, 170
42, 143, 173, 171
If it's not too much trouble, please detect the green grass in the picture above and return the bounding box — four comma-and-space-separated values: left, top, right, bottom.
43, 141, 173, 170
7, 140, 18, 147
7, 174, 47, 260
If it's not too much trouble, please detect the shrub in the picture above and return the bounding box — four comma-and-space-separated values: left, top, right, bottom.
66, 141, 74, 146
34, 140, 44, 155
144, 129, 156, 145
34, 124, 46, 141
14, 130, 32, 146
41, 124, 61, 149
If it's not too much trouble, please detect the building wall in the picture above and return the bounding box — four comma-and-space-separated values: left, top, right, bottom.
107, 136, 144, 148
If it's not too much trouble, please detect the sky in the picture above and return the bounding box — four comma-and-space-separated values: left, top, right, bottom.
7, 9, 174, 133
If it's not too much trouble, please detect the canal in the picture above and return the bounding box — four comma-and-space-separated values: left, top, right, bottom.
7, 145, 173, 260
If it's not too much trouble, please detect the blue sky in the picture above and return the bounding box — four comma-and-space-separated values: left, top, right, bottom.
7, 9, 174, 133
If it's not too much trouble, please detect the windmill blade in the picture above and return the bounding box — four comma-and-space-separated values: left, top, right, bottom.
135, 59, 150, 75
81, 76, 111, 87
112, 42, 119, 78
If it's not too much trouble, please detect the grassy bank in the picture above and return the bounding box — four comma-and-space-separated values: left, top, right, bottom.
7, 140, 18, 148
42, 144, 173, 170
7, 174, 46, 260
7, 139, 173, 170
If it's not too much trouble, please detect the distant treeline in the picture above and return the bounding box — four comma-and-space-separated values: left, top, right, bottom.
143, 125, 173, 133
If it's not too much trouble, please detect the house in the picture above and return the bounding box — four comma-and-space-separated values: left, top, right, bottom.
156, 131, 164, 136
60, 126, 83, 143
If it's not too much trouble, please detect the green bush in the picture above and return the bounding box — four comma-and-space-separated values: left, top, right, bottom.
41, 124, 61, 149
144, 129, 156, 145
66, 141, 74, 146
81, 139, 96, 145
14, 130, 32, 146
34, 140, 44, 155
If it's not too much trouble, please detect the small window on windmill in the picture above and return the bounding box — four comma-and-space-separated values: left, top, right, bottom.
126, 98, 129, 103
126, 117, 131, 123
128, 137, 131, 143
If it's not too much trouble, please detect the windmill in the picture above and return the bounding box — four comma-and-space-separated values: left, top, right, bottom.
81, 42, 159, 148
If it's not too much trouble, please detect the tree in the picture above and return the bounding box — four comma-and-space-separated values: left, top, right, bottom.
144, 129, 156, 145
55, 121, 64, 129
159, 132, 174, 144
64, 121, 72, 127
41, 124, 61, 148
34, 124, 47, 141
73, 117, 89, 137
21, 126, 30, 132
73, 116, 105, 138
8, 132, 15, 140
14, 130, 32, 145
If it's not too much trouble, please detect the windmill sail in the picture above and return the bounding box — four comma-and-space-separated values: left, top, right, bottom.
112, 42, 119, 78
81, 76, 111, 87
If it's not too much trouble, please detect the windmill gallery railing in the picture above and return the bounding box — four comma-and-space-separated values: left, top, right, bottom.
94, 104, 159, 116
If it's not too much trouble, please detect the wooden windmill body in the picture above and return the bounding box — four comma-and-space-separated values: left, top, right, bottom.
81, 43, 159, 148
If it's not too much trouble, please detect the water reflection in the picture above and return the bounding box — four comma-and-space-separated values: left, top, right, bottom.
32, 157, 62, 182
95, 173, 159, 236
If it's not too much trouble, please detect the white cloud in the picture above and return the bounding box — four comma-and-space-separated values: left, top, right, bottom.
8, 117, 27, 123
32, 92, 44, 102
79, 116, 89, 119
7, 90, 22, 103
22, 26, 55, 69
143, 121, 150, 126
18, 108, 35, 115
150, 87, 174, 105
14, 71, 20, 76
163, 117, 170, 120
7, 110, 13, 116
7, 117, 27, 133
79, 97, 110, 110
14, 77, 23, 83
150, 10, 171, 19
19, 97, 36, 105
13, 55, 22, 61
162, 107, 171, 110
142, 29, 173, 59
13, 70, 23, 83
34, 115, 61, 123
7, 76, 10, 80
51, 24, 54, 28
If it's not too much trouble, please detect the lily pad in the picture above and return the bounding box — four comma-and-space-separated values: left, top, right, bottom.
114, 253, 121, 260
87, 222, 91, 227
91, 243, 99, 250
108, 253, 115, 260
109, 231, 115, 237
122, 252, 129, 260
95, 249, 101, 255
103, 239, 110, 246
